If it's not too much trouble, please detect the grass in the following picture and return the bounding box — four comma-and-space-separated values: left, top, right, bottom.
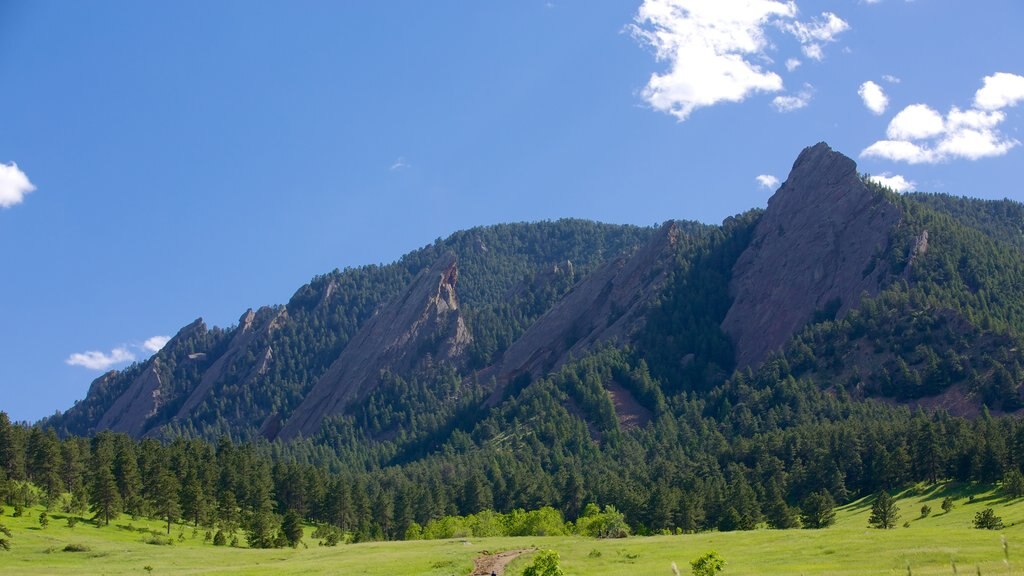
3, 482, 1024, 575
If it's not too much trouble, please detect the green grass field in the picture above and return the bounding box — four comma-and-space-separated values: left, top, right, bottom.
3, 483, 1024, 575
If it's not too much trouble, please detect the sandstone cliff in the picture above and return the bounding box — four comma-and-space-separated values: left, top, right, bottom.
480, 222, 678, 404
94, 318, 207, 436
721, 142, 902, 368
276, 254, 471, 440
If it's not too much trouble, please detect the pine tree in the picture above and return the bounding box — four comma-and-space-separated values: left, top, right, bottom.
868, 490, 900, 529
800, 490, 836, 529
153, 469, 182, 535
88, 434, 122, 526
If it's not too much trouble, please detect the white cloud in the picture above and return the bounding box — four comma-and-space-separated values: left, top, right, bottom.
389, 157, 410, 171
772, 84, 813, 112
868, 172, 915, 192
782, 12, 849, 61
858, 80, 888, 115
882, 74, 901, 84
886, 104, 945, 140
861, 139, 938, 164
862, 75, 1022, 165
66, 347, 135, 371
143, 336, 171, 353
0, 162, 36, 208
756, 174, 780, 189
974, 72, 1024, 111
785, 58, 801, 72
630, 1, 848, 121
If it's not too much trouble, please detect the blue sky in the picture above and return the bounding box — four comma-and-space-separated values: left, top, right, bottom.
1, 0, 1022, 422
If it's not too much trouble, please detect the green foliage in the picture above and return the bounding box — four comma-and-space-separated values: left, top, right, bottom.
523, 549, 564, 576
575, 504, 630, 538
941, 496, 955, 513
919, 504, 931, 518
281, 509, 304, 548
212, 529, 227, 546
973, 507, 1004, 530
690, 551, 726, 576
1002, 469, 1024, 498
800, 490, 836, 529
0, 522, 10, 551
868, 491, 900, 529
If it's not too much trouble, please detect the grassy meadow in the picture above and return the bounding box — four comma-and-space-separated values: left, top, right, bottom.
3, 483, 1024, 575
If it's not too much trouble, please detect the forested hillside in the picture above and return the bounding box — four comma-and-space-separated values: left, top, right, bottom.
12, 142, 1024, 544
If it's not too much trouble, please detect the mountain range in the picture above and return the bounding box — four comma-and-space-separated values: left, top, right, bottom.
46, 142, 1024, 450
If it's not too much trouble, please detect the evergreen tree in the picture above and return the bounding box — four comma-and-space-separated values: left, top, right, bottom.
88, 433, 122, 526
800, 490, 836, 529
281, 509, 304, 548
868, 490, 900, 529
153, 469, 182, 535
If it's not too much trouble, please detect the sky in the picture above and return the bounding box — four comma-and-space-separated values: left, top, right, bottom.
1, 0, 1022, 423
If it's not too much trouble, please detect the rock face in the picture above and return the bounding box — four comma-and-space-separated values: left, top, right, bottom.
721, 142, 901, 368
276, 254, 471, 440
480, 222, 678, 404
95, 318, 207, 436
174, 306, 286, 420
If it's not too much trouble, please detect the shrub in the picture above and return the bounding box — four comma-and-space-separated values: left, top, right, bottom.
690, 551, 725, 576
941, 497, 955, 513
523, 550, 564, 576
920, 505, 931, 518
973, 508, 1004, 530
62, 543, 90, 552
213, 530, 227, 546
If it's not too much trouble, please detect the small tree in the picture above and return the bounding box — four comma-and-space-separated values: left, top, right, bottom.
281, 510, 304, 548
1003, 470, 1024, 498
38, 511, 48, 530
690, 551, 725, 576
0, 522, 11, 551
920, 505, 931, 518
868, 491, 900, 529
800, 490, 836, 529
523, 550, 564, 576
973, 508, 1004, 530
941, 496, 955, 513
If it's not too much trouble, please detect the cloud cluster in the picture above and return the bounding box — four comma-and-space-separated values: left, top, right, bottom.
862, 73, 1024, 164
631, 0, 849, 121
143, 336, 171, 353
868, 172, 915, 193
756, 174, 780, 189
67, 334, 172, 370
858, 81, 888, 115
0, 162, 36, 208
773, 84, 813, 112
66, 347, 135, 371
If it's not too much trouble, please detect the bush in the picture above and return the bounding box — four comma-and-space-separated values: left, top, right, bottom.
690, 551, 725, 576
62, 543, 90, 552
523, 550, 564, 576
941, 496, 955, 513
974, 508, 1004, 530
144, 535, 174, 546
213, 530, 227, 546
920, 505, 931, 518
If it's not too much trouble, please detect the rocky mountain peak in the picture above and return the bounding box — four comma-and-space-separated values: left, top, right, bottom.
721, 142, 902, 368
275, 253, 471, 440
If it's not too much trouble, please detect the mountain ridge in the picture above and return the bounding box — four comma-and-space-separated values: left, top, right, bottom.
44, 143, 1024, 446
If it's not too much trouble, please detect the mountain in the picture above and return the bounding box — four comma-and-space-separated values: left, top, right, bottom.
45, 143, 1024, 448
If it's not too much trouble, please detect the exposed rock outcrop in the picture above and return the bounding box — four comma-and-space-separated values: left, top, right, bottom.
721, 142, 901, 368
480, 222, 678, 404
276, 254, 471, 440
174, 306, 287, 420
94, 318, 208, 436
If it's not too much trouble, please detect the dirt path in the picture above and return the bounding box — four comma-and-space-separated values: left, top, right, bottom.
470, 548, 534, 576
